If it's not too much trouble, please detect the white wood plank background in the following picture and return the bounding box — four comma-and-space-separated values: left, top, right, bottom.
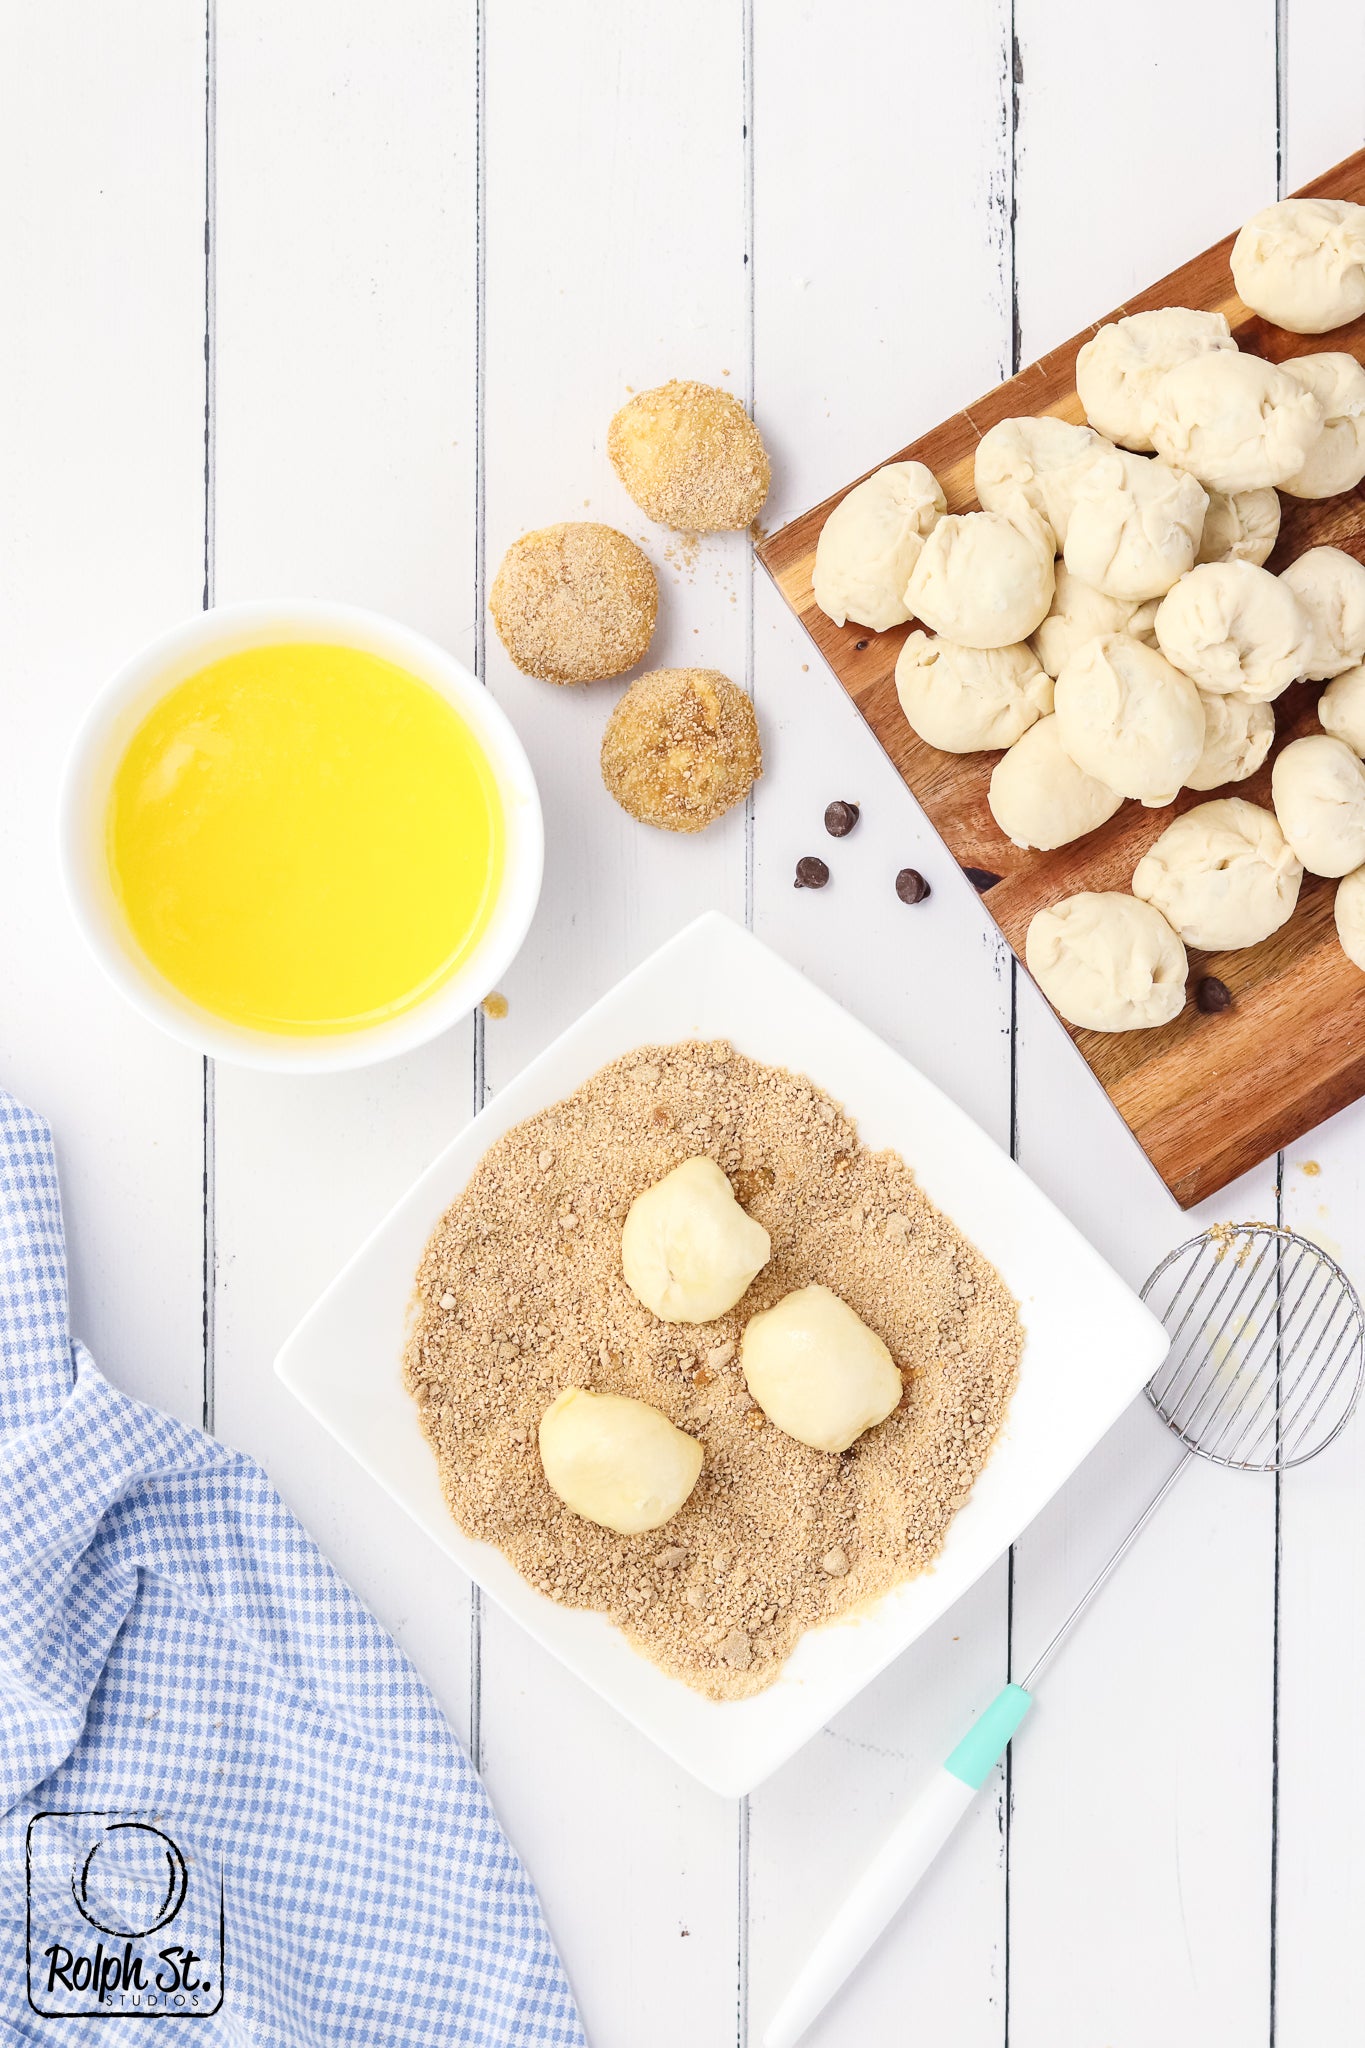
2, 2, 1362, 2041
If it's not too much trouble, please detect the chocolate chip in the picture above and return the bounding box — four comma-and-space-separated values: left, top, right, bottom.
794, 855, 830, 890
854, 638, 869, 651
962, 867, 1002, 892
824, 800, 860, 838
895, 867, 930, 904
1196, 975, 1232, 1013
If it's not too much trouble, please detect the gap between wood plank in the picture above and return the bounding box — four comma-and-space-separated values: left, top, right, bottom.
201, 0, 218, 1439
1003, 8, 1021, 2042
739, 1, 756, 2036
469, 0, 490, 1779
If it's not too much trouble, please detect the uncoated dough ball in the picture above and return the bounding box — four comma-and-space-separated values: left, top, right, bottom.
1054, 632, 1205, 806
1029, 560, 1159, 679
988, 714, 1122, 850
1062, 448, 1209, 601
973, 415, 1123, 550
1131, 798, 1302, 951
1280, 546, 1365, 679
601, 668, 761, 832
1280, 353, 1365, 498
1186, 692, 1275, 790
894, 630, 1053, 752
1334, 865, 1365, 971
1026, 892, 1187, 1032
1076, 308, 1237, 452
621, 1156, 770, 1324
1231, 198, 1365, 334
538, 1388, 703, 1536
608, 380, 770, 532
1144, 351, 1324, 492
1196, 487, 1281, 568
489, 522, 658, 684
904, 510, 1055, 649
1272, 733, 1365, 876
740, 1284, 902, 1454
1319, 662, 1365, 754
1153, 560, 1312, 701
813, 462, 947, 632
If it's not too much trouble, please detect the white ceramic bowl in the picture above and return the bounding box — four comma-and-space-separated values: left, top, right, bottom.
60, 600, 543, 1072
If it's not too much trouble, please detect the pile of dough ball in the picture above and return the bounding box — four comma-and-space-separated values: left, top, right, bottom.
538, 1157, 905, 1535
811, 186, 1365, 1025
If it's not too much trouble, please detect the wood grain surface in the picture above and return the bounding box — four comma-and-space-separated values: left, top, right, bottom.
758, 149, 1365, 1208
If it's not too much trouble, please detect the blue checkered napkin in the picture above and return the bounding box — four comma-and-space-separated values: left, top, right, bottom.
0, 1090, 585, 2046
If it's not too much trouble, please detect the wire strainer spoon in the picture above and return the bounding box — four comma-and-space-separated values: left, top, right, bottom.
765, 1225, 1365, 2048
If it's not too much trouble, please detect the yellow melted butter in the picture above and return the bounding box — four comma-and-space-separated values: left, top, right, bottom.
107, 643, 505, 1033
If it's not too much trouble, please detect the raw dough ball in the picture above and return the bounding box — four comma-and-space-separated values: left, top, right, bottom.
1231, 198, 1365, 334
1029, 560, 1158, 678
988, 714, 1122, 849
1334, 865, 1365, 970
1144, 351, 1324, 491
1026, 892, 1187, 1031
621, 1155, 770, 1324
601, 668, 761, 832
904, 510, 1055, 649
538, 1388, 703, 1535
974, 415, 1122, 549
1053, 632, 1205, 806
740, 1284, 901, 1454
1152, 560, 1312, 701
1280, 546, 1365, 679
1076, 308, 1237, 451
894, 631, 1053, 752
1062, 449, 1209, 601
1271, 733, 1365, 876
608, 380, 770, 532
1280, 352, 1365, 498
1131, 798, 1302, 951
1186, 692, 1275, 790
489, 522, 658, 684
1196, 486, 1281, 567
813, 462, 947, 632
1319, 662, 1365, 754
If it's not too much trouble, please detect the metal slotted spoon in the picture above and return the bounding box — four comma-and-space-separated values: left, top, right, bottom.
764, 1225, 1365, 2048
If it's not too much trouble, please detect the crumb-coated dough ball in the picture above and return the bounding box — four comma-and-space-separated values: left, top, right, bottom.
1334, 865, 1365, 971
1029, 560, 1158, 678
1187, 692, 1276, 790
621, 1156, 770, 1324
1231, 198, 1365, 334
813, 461, 946, 632
1076, 308, 1237, 452
1272, 733, 1365, 876
1153, 560, 1312, 701
601, 668, 761, 832
607, 380, 769, 532
1054, 632, 1205, 806
1063, 449, 1208, 602
489, 522, 658, 684
894, 630, 1052, 752
1319, 662, 1365, 754
1145, 351, 1324, 492
974, 415, 1123, 550
538, 1388, 703, 1535
1196, 486, 1281, 567
1280, 353, 1365, 498
1280, 546, 1365, 679
1027, 892, 1187, 1031
741, 1284, 901, 1454
904, 510, 1055, 650
1131, 798, 1302, 951
988, 714, 1122, 850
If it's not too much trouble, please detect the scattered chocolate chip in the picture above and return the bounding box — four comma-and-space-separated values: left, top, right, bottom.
895, 867, 930, 904
1197, 975, 1232, 1013
854, 638, 869, 651
962, 867, 1002, 892
824, 799, 860, 838
794, 855, 830, 889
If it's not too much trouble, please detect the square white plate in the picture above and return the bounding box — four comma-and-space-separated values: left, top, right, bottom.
276, 913, 1167, 1797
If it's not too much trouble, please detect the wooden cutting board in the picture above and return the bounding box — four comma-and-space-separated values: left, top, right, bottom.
757, 149, 1365, 1209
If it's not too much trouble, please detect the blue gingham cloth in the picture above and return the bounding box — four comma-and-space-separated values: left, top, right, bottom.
0, 1088, 585, 2045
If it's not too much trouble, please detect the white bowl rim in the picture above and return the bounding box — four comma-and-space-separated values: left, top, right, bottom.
58, 598, 544, 1073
